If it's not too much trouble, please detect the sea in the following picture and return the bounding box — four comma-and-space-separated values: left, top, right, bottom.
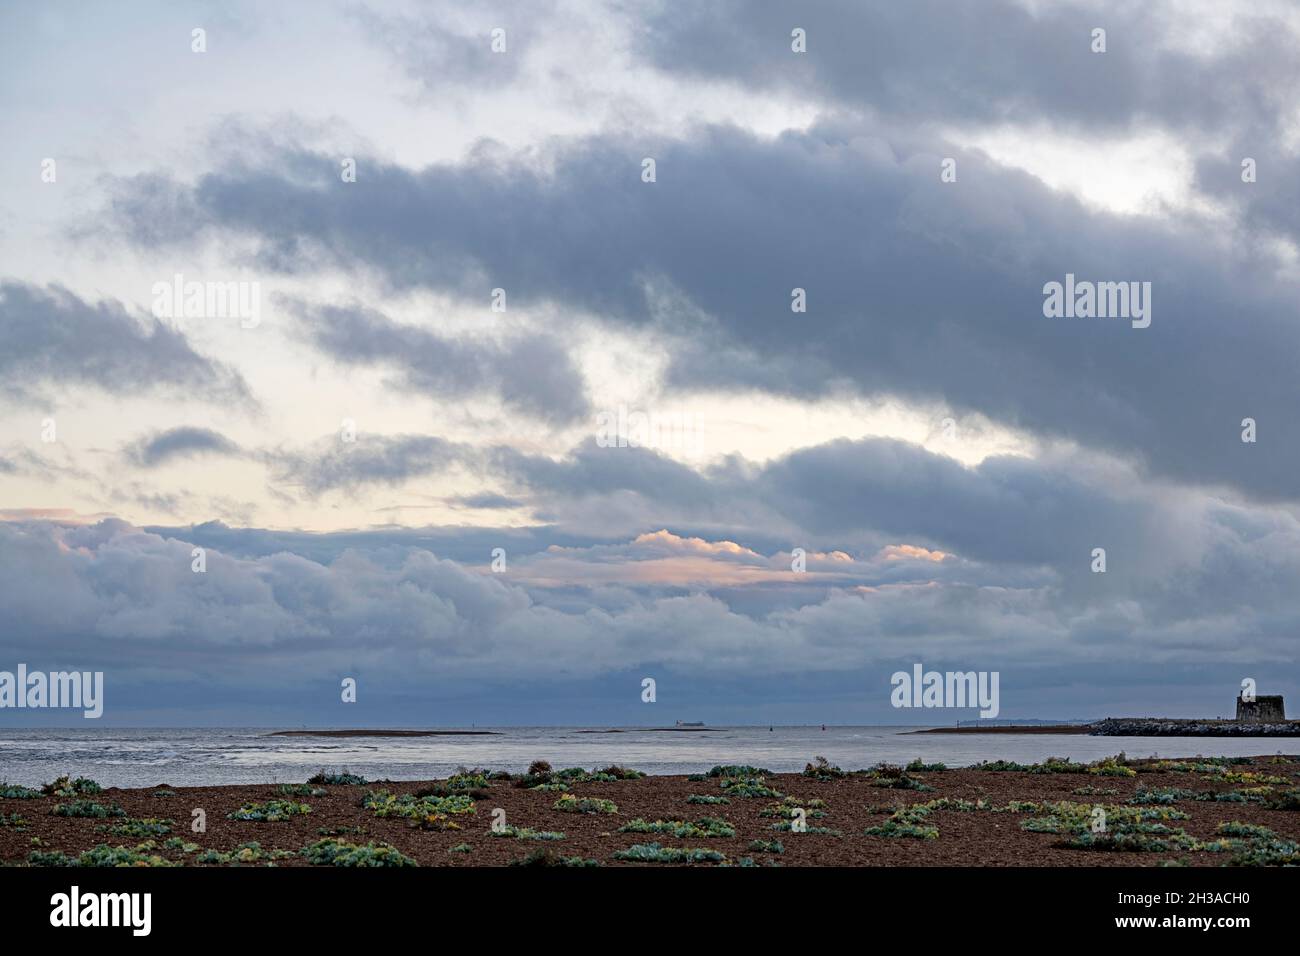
2, 726, 1297, 789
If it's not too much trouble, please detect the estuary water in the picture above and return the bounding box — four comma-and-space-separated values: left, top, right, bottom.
0, 726, 1295, 789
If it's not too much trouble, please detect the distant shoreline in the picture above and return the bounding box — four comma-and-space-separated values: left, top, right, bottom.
267, 730, 502, 738
911, 725, 1090, 735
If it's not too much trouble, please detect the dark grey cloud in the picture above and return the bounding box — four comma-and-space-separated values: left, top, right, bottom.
270, 433, 470, 496
636, 0, 1299, 139
125, 426, 243, 467
287, 299, 589, 424
100, 122, 1300, 500
0, 281, 253, 405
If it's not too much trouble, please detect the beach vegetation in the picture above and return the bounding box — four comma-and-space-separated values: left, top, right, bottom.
770, 821, 841, 835
277, 784, 327, 797
197, 842, 295, 865
686, 794, 729, 805
0, 783, 43, 799
618, 817, 735, 838
43, 775, 103, 797
718, 777, 783, 798
905, 759, 948, 772
612, 842, 726, 863
227, 799, 312, 822
307, 771, 368, 786
706, 765, 771, 778
301, 838, 416, 867
491, 825, 566, 840
803, 756, 847, 780
31, 843, 176, 867
101, 817, 173, 838
747, 839, 784, 854
552, 794, 618, 814
1128, 787, 1195, 805
52, 800, 125, 818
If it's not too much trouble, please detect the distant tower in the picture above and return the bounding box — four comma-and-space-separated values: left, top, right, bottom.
1236, 694, 1286, 722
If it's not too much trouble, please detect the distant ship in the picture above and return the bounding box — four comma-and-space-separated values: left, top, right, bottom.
675, 720, 705, 727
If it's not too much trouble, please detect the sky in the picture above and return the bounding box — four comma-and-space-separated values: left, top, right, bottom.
2, 0, 1299, 726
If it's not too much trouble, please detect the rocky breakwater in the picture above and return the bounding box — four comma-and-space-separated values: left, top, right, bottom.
1090, 718, 1300, 736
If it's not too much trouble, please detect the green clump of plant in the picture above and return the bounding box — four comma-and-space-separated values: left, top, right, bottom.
553, 794, 617, 814
65, 843, 177, 867
52, 800, 125, 818
687, 773, 707, 782
770, 821, 841, 835
450, 843, 472, 853
905, 759, 948, 773
1129, 787, 1196, 805
594, 765, 646, 780
101, 817, 173, 838
1067, 830, 1189, 852
362, 790, 476, 823
719, 778, 783, 798
0, 812, 28, 828
510, 849, 600, 867
687, 794, 730, 805
706, 765, 771, 779
865, 820, 939, 839
301, 839, 416, 867
492, 825, 566, 841
1088, 755, 1137, 777
618, 817, 735, 838
0, 783, 43, 799
866, 797, 987, 839
1269, 788, 1300, 810
162, 837, 199, 853
971, 756, 1097, 775
531, 782, 570, 793
613, 842, 726, 863
1072, 786, 1118, 796
865, 765, 934, 791
196, 841, 295, 865
227, 799, 311, 822
307, 770, 368, 786
803, 756, 847, 780
1228, 838, 1300, 866
43, 775, 104, 797
1195, 790, 1249, 803
991, 800, 1041, 813
759, 800, 827, 819
514, 760, 556, 789
277, 783, 327, 797
28, 849, 74, 866
1218, 821, 1277, 840
444, 770, 491, 791
747, 839, 784, 854
151, 789, 176, 798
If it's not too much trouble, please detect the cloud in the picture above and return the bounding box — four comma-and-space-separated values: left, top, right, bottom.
286, 299, 589, 424
0, 282, 253, 406
99, 119, 1300, 501
636, 0, 1300, 140
125, 427, 243, 468
269, 433, 471, 496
